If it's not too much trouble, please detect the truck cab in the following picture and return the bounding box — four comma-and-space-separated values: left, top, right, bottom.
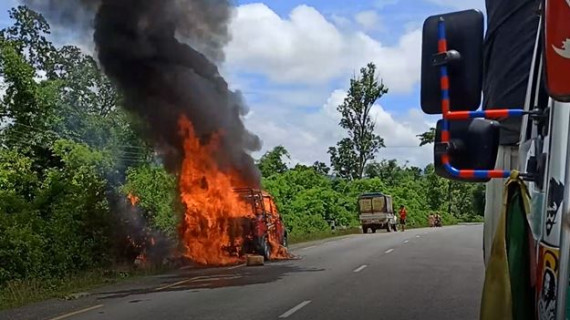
358, 193, 397, 233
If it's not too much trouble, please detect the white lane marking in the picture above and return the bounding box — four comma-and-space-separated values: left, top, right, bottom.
353, 265, 368, 273
192, 275, 242, 282
416, 235, 421, 238
279, 300, 312, 318
228, 264, 245, 270
404, 240, 409, 243
155, 276, 204, 291
385, 249, 394, 254
49, 304, 104, 320
301, 245, 316, 250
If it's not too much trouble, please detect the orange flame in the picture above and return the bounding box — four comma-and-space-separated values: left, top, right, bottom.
177, 115, 293, 265
178, 116, 254, 265
263, 195, 293, 260
127, 193, 139, 206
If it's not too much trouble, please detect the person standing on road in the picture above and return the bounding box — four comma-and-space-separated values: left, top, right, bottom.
429, 213, 435, 227
399, 205, 407, 232
435, 214, 442, 227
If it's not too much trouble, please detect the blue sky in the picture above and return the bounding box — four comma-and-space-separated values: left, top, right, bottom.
0, 0, 485, 167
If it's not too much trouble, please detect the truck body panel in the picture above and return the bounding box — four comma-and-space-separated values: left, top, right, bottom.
358, 193, 397, 233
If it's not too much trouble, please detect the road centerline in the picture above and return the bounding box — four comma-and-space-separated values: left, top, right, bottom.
404, 240, 409, 243
154, 276, 203, 291
353, 265, 367, 273
48, 304, 104, 320
227, 264, 245, 270
385, 248, 394, 254
279, 300, 312, 318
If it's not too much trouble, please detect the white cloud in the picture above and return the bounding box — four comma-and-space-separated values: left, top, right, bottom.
355, 10, 382, 31
225, 3, 422, 94
323, 89, 346, 118
330, 14, 352, 29
226, 3, 434, 168
247, 89, 433, 168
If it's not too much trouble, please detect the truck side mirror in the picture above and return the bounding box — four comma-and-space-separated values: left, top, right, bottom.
421, 9, 484, 114
434, 118, 500, 182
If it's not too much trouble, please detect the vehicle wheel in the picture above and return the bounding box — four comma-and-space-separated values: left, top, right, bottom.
261, 236, 271, 261
372, 227, 377, 233
362, 226, 368, 234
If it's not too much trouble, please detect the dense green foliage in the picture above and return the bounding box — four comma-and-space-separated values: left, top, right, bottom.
0, 7, 177, 287
0, 141, 112, 284
260, 147, 485, 237
257, 145, 290, 178
121, 164, 180, 237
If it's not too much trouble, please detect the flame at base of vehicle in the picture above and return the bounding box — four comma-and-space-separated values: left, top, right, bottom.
177, 115, 251, 265
177, 115, 292, 265
264, 196, 294, 260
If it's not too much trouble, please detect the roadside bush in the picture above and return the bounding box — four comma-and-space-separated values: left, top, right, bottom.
0, 141, 113, 284
120, 164, 180, 237
262, 162, 475, 236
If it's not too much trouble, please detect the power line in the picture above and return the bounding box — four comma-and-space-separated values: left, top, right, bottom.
0, 138, 149, 163
3, 122, 150, 154
1, 130, 150, 161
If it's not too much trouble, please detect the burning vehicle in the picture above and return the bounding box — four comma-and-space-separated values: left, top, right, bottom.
126, 187, 289, 268
231, 188, 288, 260
177, 117, 292, 266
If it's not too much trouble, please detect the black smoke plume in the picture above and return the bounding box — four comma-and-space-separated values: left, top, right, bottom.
23, 0, 262, 186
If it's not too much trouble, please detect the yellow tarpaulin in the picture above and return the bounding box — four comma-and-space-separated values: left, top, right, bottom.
480, 171, 531, 320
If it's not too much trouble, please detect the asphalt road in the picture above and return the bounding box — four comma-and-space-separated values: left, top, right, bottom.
3, 224, 485, 320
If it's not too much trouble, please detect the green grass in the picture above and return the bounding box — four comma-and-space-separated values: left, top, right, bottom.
457, 215, 484, 223
288, 227, 362, 245
289, 219, 466, 245
0, 266, 166, 311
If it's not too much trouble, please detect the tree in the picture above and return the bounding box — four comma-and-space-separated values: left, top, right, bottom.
0, 6, 146, 172
328, 138, 358, 179
424, 164, 448, 211
258, 145, 290, 178
0, 6, 55, 72
329, 62, 387, 179
365, 159, 401, 186
312, 161, 330, 176
417, 127, 436, 146
0, 6, 157, 287
121, 164, 180, 237
472, 184, 486, 218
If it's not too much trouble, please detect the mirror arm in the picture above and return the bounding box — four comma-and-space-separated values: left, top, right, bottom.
436, 17, 524, 180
